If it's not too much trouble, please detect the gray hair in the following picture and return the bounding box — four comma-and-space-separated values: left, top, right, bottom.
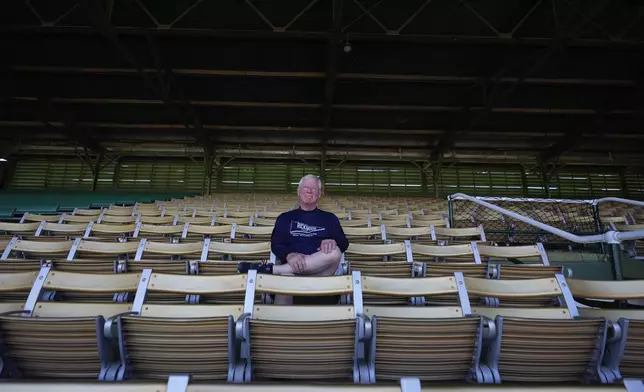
298, 174, 322, 192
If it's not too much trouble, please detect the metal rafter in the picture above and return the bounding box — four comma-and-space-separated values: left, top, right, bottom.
539, 122, 598, 164
509, 0, 544, 37
23, 0, 45, 25
10, 65, 640, 87
166, 0, 205, 29
429, 0, 611, 164
540, 104, 609, 164
396, 0, 433, 35
146, 34, 211, 148
36, 96, 105, 155
84, 0, 209, 149
283, 0, 322, 31
244, 0, 276, 31
459, 0, 501, 37
3, 24, 643, 47
351, 0, 388, 33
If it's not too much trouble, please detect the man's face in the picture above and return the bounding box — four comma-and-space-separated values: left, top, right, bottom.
298, 178, 320, 205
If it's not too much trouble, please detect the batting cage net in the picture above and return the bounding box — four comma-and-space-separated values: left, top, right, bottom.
448, 196, 601, 246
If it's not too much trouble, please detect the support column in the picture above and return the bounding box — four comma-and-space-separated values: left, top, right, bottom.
539, 163, 558, 198
611, 243, 624, 281
91, 154, 103, 192
203, 151, 216, 196
432, 163, 441, 198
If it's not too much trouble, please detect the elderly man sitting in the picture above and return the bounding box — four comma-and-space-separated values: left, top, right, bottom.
238, 174, 349, 304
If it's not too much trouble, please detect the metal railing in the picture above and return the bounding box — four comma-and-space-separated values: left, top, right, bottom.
593, 197, 644, 208
450, 193, 644, 244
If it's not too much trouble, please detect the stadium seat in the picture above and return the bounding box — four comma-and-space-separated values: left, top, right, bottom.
345, 242, 409, 263
478, 243, 550, 265
467, 275, 613, 383
0, 222, 40, 237
0, 270, 37, 308
481, 244, 558, 307
568, 279, 644, 380
236, 270, 369, 383
111, 273, 247, 381
134, 239, 206, 261
382, 226, 433, 242
61, 214, 96, 224
362, 273, 487, 383
19, 213, 61, 223
230, 224, 273, 243
133, 223, 184, 239
340, 219, 373, 228
1, 238, 74, 260
431, 226, 486, 243
67, 239, 141, 260
35, 222, 87, 238
410, 242, 482, 263
98, 215, 138, 225
180, 223, 232, 241
0, 266, 144, 379
340, 226, 383, 243
86, 222, 137, 239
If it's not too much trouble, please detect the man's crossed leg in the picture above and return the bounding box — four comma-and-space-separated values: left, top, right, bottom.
237, 246, 343, 305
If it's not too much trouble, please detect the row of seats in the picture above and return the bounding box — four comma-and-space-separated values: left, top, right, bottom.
7, 376, 644, 392
0, 222, 486, 244
0, 237, 549, 266
1, 265, 639, 384
12, 210, 449, 228
8, 195, 448, 221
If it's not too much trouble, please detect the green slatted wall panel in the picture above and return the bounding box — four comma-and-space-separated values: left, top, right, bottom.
437, 168, 458, 196
8, 157, 644, 198
116, 161, 204, 192
11, 159, 94, 190
325, 166, 423, 195
438, 167, 524, 197
289, 165, 320, 192
357, 167, 387, 195
524, 170, 547, 197
221, 165, 255, 192
95, 161, 117, 191
255, 164, 288, 192
389, 167, 423, 196
221, 164, 289, 193
551, 170, 622, 199
588, 172, 622, 197
551, 171, 591, 198
324, 166, 357, 194
624, 171, 644, 198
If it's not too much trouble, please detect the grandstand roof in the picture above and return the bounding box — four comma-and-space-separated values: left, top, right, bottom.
1, 0, 644, 168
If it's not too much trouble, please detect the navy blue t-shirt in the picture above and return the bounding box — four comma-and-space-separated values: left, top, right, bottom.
270, 207, 349, 262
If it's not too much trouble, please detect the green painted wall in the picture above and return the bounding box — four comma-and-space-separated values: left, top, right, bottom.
0, 191, 193, 220
6, 158, 644, 199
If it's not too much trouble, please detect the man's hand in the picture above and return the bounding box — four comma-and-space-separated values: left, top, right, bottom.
318, 239, 337, 254
286, 252, 306, 274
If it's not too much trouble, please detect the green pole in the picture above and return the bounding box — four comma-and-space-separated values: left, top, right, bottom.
610, 243, 623, 281
448, 197, 455, 228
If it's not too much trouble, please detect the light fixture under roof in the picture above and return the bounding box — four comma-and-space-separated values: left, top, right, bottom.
0, 158, 6, 162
